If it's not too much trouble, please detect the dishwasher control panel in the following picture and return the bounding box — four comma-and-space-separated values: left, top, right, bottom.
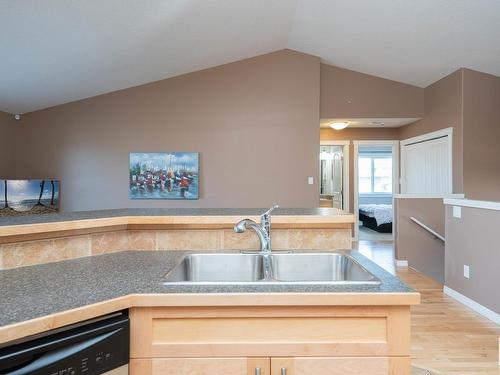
46, 345, 123, 375
0, 312, 129, 375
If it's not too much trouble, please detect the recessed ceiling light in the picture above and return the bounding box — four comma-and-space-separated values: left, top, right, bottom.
330, 122, 348, 130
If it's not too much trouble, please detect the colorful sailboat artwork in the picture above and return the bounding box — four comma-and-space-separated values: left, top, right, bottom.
129, 152, 199, 200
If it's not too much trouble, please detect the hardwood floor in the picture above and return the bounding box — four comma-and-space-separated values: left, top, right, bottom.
353, 240, 500, 375
359, 226, 393, 241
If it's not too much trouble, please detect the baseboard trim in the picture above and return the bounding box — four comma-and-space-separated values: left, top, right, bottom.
395, 259, 408, 267
443, 286, 500, 325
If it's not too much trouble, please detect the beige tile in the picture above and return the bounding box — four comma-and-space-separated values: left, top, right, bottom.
157, 230, 222, 251
222, 229, 289, 251
53, 235, 91, 261
1, 239, 56, 269
222, 229, 260, 250
128, 230, 156, 251
288, 229, 352, 250
270, 229, 289, 250
91, 231, 129, 255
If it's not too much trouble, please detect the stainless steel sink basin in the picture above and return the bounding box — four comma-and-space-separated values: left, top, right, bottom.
163, 252, 380, 285
163, 253, 265, 283
269, 253, 380, 284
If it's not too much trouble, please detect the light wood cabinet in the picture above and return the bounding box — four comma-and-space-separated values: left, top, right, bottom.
130, 357, 270, 375
270, 357, 410, 375
130, 356, 410, 375
129, 305, 412, 375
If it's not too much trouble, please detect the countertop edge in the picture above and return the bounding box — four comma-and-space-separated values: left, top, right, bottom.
0, 291, 420, 345
0, 214, 355, 240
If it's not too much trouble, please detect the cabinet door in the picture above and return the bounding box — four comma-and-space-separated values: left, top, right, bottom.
271, 357, 410, 375
130, 357, 270, 375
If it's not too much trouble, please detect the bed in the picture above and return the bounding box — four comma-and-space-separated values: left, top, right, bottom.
359, 204, 393, 233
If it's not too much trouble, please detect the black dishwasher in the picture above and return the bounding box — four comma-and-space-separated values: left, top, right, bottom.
0, 311, 129, 375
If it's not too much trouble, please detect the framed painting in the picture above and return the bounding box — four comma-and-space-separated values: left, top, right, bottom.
0, 179, 60, 217
129, 152, 199, 200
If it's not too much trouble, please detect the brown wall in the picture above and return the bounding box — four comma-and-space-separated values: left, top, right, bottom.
394, 70, 462, 284
394, 198, 445, 283
15, 50, 321, 211
320, 64, 424, 119
320, 127, 400, 141
0, 112, 16, 178
445, 205, 499, 313
462, 69, 500, 202
399, 69, 464, 193
320, 127, 399, 213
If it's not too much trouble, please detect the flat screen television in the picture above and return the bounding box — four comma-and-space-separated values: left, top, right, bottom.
0, 179, 60, 217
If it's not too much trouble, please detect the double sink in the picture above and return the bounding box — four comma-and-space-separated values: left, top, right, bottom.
163, 252, 380, 285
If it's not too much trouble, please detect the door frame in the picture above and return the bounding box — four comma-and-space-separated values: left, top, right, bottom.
353, 140, 400, 241
320, 140, 350, 211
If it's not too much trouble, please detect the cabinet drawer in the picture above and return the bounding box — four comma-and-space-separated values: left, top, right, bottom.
271, 357, 411, 375
130, 306, 410, 358
130, 357, 270, 375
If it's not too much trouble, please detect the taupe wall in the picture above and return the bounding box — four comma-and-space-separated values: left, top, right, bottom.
393, 68, 500, 290
321, 127, 400, 141
399, 69, 464, 193
15, 50, 321, 211
462, 69, 500, 202
320, 128, 399, 213
394, 198, 445, 283
320, 64, 424, 119
392, 70, 463, 284
0, 111, 16, 178
445, 205, 499, 313
10, 52, 500, 213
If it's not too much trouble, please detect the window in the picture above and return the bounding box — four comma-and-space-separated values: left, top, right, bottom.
359, 154, 392, 194
359, 157, 372, 193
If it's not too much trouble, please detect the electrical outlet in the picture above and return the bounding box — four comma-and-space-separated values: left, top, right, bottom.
308, 176, 314, 185
463, 265, 470, 279
453, 206, 462, 218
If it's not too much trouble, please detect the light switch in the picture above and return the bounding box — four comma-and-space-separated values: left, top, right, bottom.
453, 206, 462, 218
308, 176, 314, 185
463, 265, 470, 279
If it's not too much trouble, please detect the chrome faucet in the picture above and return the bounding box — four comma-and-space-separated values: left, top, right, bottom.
233, 204, 279, 253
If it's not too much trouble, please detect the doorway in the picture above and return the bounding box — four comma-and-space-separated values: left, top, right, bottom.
353, 141, 399, 241
319, 141, 349, 210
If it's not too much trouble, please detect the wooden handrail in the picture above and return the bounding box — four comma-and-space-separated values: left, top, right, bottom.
409, 217, 445, 242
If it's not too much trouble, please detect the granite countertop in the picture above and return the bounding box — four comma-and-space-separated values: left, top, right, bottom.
0, 250, 414, 328
0, 207, 350, 227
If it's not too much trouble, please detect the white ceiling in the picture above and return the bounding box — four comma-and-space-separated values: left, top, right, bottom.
2, 0, 500, 114
320, 118, 420, 128
0, 0, 296, 114
289, 0, 500, 88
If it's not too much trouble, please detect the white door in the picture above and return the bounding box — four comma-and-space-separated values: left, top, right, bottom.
401, 133, 452, 195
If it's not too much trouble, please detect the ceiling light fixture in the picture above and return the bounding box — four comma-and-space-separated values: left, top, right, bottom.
330, 122, 349, 130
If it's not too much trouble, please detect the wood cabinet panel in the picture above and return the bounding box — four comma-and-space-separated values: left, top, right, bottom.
151, 316, 386, 343
271, 357, 411, 375
130, 306, 410, 358
130, 357, 270, 375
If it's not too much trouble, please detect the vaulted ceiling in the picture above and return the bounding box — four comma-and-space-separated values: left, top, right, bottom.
2, 0, 500, 114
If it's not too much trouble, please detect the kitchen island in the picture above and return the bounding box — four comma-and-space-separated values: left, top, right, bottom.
0, 209, 418, 374
0, 250, 419, 375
